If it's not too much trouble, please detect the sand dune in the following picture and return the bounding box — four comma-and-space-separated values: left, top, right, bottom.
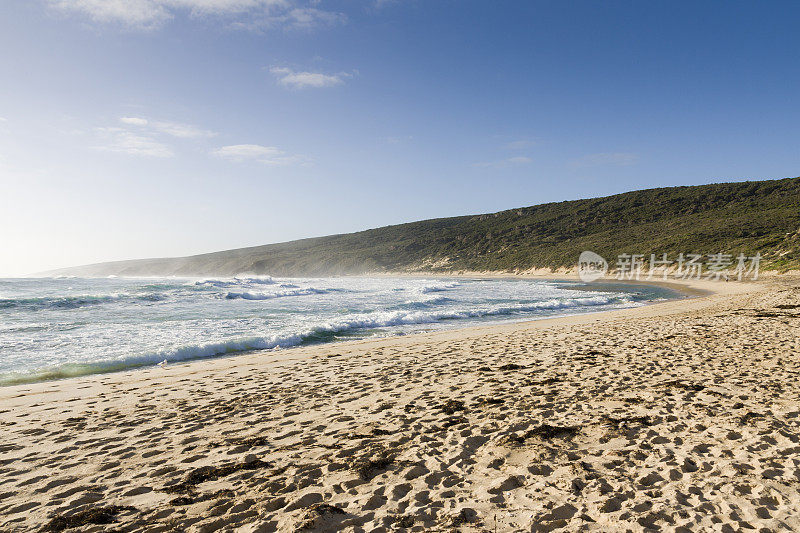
1, 276, 798, 532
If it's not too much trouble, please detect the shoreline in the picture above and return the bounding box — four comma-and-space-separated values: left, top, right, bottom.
0, 276, 727, 391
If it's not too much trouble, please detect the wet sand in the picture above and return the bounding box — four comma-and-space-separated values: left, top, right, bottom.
1, 276, 798, 532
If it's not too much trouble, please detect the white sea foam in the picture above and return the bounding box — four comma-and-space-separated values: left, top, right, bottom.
225, 287, 331, 300
193, 276, 277, 288
417, 282, 460, 293
0, 275, 674, 385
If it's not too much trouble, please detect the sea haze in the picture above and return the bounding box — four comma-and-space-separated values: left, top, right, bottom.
0, 276, 680, 385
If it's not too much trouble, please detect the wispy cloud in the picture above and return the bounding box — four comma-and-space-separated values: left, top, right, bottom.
571, 152, 639, 167
277, 8, 345, 30
90, 116, 214, 157
49, 0, 345, 31
269, 67, 350, 89
120, 117, 216, 138
227, 7, 346, 32
212, 144, 307, 165
51, 0, 170, 28
93, 127, 174, 158
119, 116, 148, 126
0, 117, 8, 123
473, 156, 532, 169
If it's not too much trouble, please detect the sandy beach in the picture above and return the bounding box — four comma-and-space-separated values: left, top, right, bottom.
1, 275, 799, 532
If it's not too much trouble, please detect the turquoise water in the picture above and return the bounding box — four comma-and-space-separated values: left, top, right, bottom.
0, 276, 680, 385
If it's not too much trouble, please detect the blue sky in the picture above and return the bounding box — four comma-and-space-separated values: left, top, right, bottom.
1, 1, 799, 275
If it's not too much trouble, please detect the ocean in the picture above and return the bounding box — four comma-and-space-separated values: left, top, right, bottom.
0, 276, 680, 385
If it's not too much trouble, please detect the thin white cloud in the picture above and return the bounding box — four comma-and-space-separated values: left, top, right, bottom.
228, 8, 346, 32
120, 116, 148, 126
153, 120, 216, 138
93, 127, 174, 158
473, 156, 532, 168
0, 117, 8, 122
281, 8, 345, 30
212, 144, 307, 165
50, 0, 170, 28
119, 116, 216, 138
50, 0, 345, 31
213, 144, 281, 159
90, 115, 214, 157
269, 67, 349, 89
571, 152, 639, 167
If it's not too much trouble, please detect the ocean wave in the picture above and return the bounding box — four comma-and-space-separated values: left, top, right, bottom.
403, 295, 453, 307
193, 276, 277, 288
0, 292, 167, 311
0, 292, 639, 386
225, 287, 332, 300
320, 294, 631, 330
0, 332, 311, 386
417, 282, 461, 293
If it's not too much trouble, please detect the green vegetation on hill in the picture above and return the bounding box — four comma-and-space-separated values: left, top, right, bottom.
50, 177, 800, 277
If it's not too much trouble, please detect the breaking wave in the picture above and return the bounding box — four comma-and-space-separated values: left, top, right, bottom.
0, 275, 680, 386
418, 282, 460, 293
0, 294, 637, 386
193, 276, 277, 288
225, 288, 334, 300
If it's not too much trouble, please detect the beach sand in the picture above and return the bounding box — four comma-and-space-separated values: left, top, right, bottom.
1, 276, 799, 532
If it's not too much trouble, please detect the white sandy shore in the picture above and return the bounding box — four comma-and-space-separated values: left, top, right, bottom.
1, 275, 798, 532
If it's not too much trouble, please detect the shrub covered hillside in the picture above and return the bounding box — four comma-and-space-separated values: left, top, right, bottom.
49, 177, 800, 277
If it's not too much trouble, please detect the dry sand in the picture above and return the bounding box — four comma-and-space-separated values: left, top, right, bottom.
1, 276, 799, 532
